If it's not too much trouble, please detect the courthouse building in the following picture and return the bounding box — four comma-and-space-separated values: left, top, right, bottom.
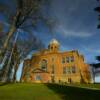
21, 39, 91, 83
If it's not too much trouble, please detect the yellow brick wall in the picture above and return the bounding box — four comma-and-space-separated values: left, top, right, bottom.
21, 41, 91, 83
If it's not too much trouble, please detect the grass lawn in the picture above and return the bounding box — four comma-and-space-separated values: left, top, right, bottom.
0, 83, 100, 100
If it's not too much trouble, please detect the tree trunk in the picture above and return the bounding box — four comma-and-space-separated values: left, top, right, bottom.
1, 47, 14, 82
3, 25, 16, 50
13, 62, 19, 82
0, 25, 16, 57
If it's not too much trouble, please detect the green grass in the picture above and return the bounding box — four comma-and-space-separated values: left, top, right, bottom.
0, 83, 100, 100
0, 83, 60, 100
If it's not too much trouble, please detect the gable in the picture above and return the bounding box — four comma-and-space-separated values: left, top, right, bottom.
32, 68, 48, 73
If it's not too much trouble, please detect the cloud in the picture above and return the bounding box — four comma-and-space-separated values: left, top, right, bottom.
54, 24, 94, 38
49, 0, 97, 38
84, 47, 100, 54
63, 31, 92, 38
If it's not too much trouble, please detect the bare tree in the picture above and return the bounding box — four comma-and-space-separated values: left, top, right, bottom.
0, 0, 55, 82
0, 0, 52, 54
1, 30, 45, 82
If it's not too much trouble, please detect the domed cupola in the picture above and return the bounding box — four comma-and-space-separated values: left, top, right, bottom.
48, 39, 60, 52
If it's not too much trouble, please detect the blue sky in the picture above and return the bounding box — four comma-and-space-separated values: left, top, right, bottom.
0, 0, 100, 82
37, 0, 100, 64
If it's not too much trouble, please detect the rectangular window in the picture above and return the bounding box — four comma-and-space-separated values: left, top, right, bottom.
40, 60, 47, 71
70, 56, 74, 62
63, 67, 67, 74
72, 66, 76, 73
67, 67, 71, 74
62, 57, 65, 64
66, 57, 69, 63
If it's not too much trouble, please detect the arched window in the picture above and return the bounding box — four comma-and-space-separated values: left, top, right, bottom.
40, 59, 47, 71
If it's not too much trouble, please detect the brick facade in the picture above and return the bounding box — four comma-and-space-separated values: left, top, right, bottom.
21, 39, 91, 83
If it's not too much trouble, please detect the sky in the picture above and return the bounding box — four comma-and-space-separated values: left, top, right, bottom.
37, 0, 100, 64
0, 0, 100, 82
22, 0, 99, 63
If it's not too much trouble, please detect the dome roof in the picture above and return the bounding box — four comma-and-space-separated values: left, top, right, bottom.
49, 39, 60, 45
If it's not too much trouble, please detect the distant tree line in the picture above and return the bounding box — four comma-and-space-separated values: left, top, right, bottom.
91, 0, 100, 83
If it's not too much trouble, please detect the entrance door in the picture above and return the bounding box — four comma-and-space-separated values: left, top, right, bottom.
51, 76, 55, 83
68, 78, 71, 83
35, 75, 41, 83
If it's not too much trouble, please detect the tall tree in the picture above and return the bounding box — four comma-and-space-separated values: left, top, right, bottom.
0, 0, 52, 55
90, 56, 100, 83
0, 30, 44, 82
91, 0, 100, 83
93, 0, 100, 76
0, 0, 54, 82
